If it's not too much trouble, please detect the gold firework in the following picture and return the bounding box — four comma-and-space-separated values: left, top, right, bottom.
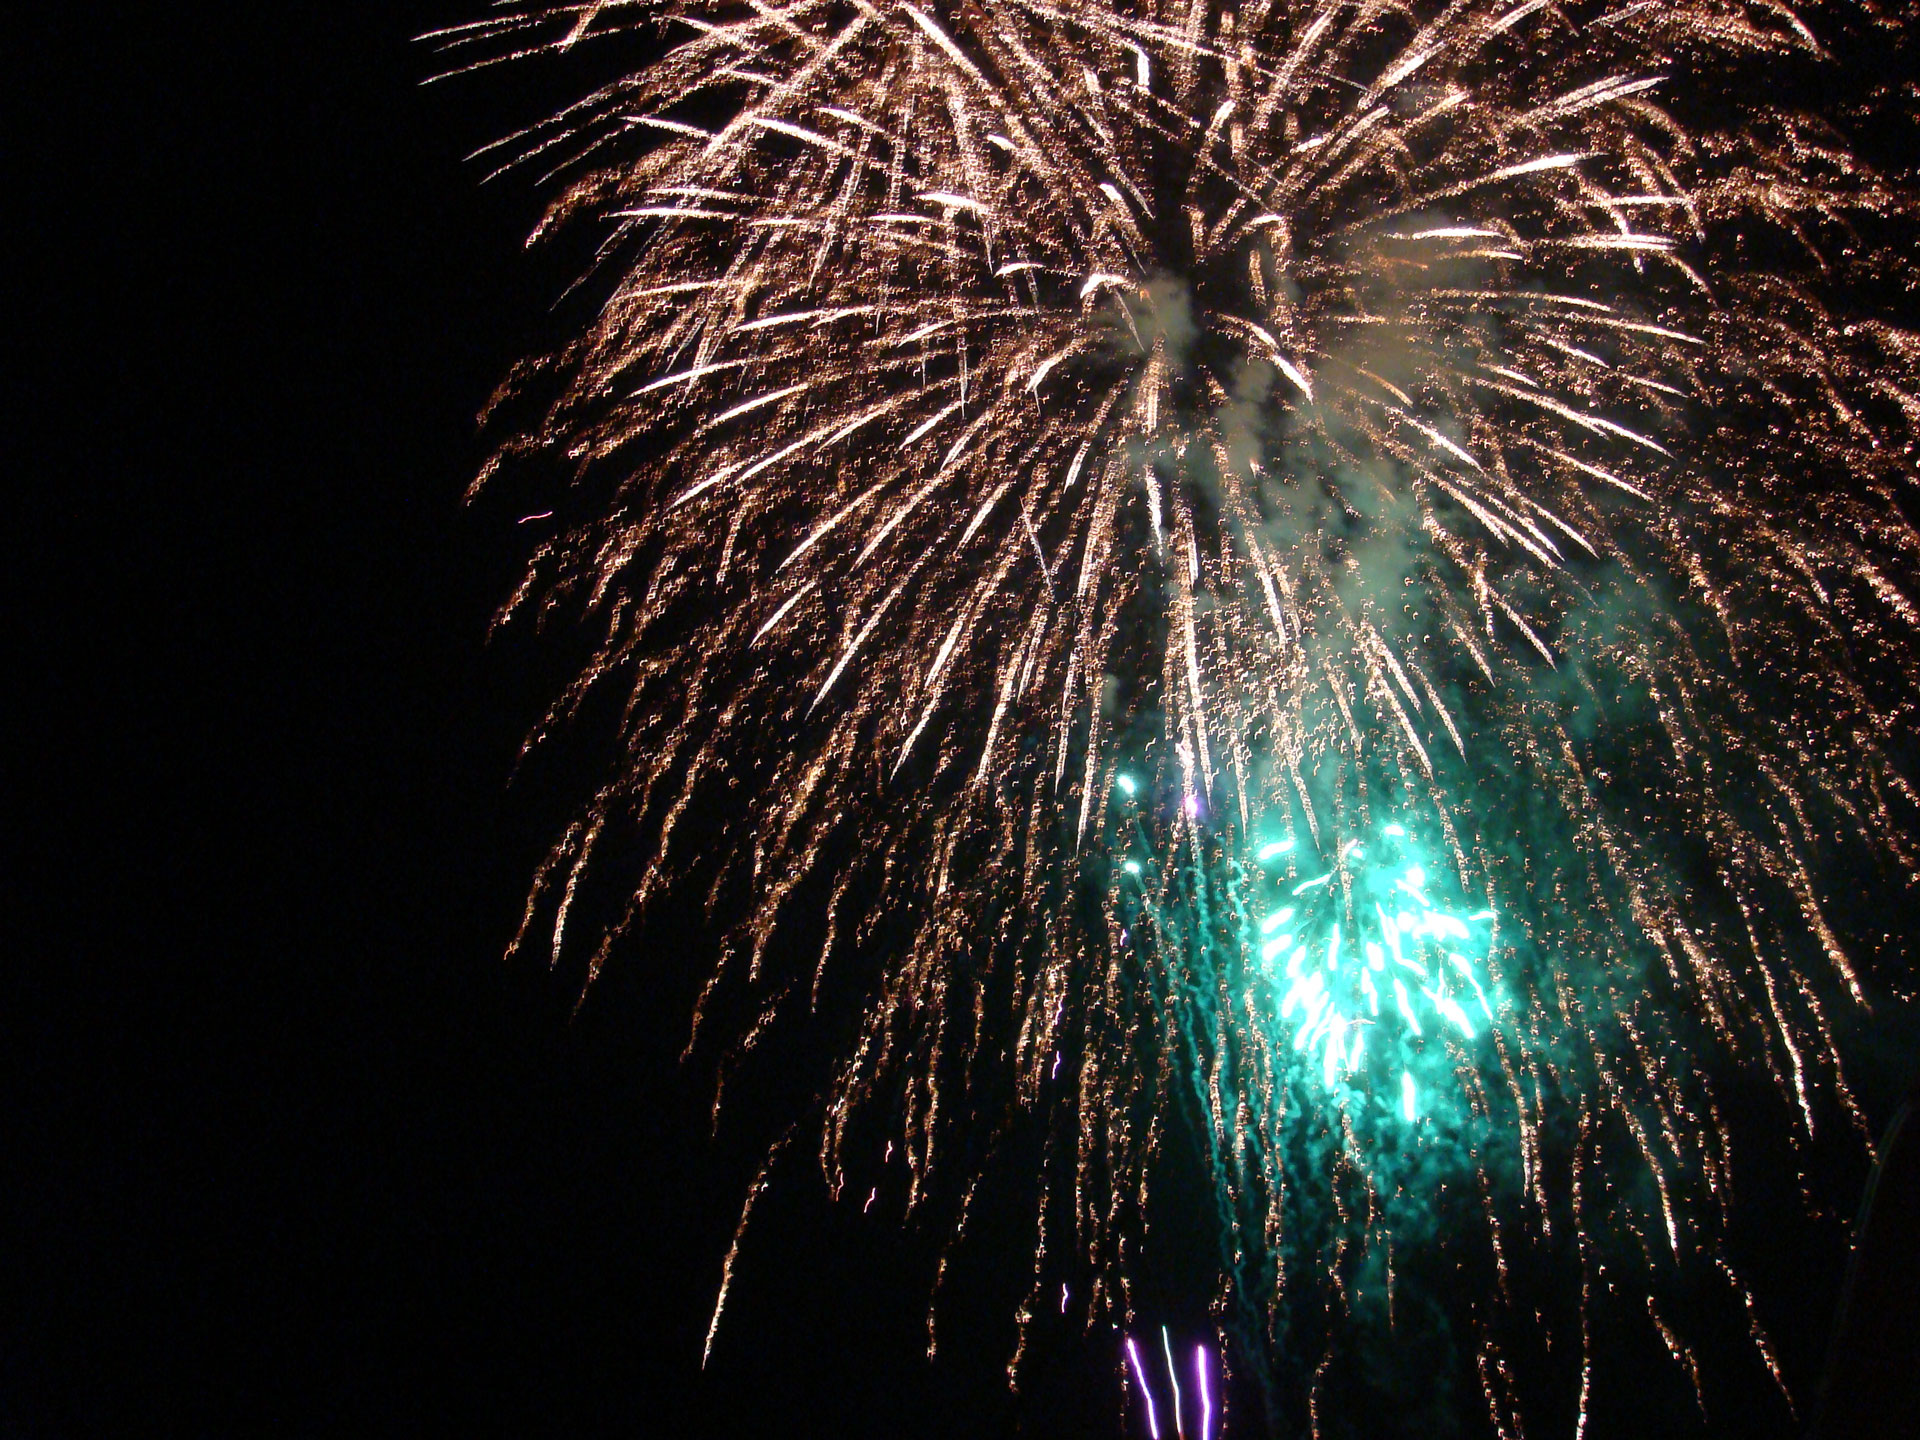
431, 2, 1920, 1431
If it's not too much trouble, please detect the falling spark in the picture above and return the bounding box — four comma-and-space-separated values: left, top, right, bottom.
1126, 1335, 1162, 1440
1161, 1327, 1185, 1440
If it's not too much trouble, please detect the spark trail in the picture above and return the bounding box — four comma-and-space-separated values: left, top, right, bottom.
431, 1, 1920, 1432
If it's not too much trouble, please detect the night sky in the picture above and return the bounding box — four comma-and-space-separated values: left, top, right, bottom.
11, 5, 1920, 1438
14, 5, 1050, 1434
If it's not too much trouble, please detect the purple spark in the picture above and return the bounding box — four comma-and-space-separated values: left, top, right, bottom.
1125, 1336, 1161, 1440
1194, 1344, 1213, 1440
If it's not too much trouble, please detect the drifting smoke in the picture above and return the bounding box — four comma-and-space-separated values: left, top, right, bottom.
430, 1, 1920, 1432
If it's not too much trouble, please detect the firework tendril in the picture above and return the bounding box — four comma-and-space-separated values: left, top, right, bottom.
431, 1, 1920, 1432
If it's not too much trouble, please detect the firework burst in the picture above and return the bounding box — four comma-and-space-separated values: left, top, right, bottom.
430, 1, 1920, 1432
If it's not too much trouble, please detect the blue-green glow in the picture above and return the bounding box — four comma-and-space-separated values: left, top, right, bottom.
1113, 812, 1502, 1181
1226, 816, 1498, 1112
1116, 773, 1138, 797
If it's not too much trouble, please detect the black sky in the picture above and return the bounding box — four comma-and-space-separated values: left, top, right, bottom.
10, 5, 1076, 1435
11, 5, 1920, 1439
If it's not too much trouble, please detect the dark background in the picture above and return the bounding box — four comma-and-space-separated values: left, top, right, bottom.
11, 4, 1070, 1434
8, 5, 1918, 1438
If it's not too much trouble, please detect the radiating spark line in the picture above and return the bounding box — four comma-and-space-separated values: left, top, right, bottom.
1127, 1336, 1162, 1440
1195, 1344, 1213, 1440
1162, 1327, 1185, 1440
